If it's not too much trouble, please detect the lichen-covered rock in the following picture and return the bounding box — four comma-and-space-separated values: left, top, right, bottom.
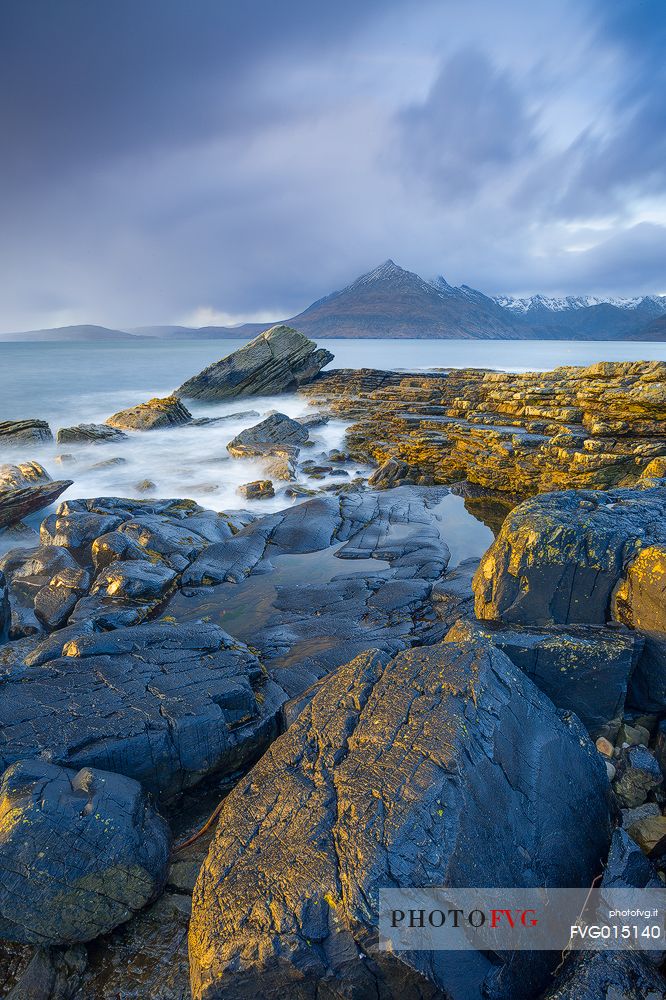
0, 420, 53, 447
0, 760, 171, 946
472, 487, 666, 713
613, 745, 663, 808
612, 545, 666, 711
177, 325, 333, 401
105, 395, 192, 431
367, 456, 419, 489
0, 621, 286, 799
303, 361, 666, 495
444, 619, 640, 735
0, 463, 72, 530
56, 423, 128, 444
189, 641, 612, 1000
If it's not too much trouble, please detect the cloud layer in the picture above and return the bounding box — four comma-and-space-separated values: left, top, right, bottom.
1, 0, 665, 330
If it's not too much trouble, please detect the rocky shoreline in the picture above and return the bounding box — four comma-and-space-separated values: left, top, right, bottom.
1, 327, 665, 999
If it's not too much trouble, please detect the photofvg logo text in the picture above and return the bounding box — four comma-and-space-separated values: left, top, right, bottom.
379, 888, 666, 952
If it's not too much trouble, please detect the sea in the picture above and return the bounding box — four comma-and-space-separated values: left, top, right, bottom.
1, 337, 665, 556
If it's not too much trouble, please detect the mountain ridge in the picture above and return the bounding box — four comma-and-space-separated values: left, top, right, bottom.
3, 260, 665, 341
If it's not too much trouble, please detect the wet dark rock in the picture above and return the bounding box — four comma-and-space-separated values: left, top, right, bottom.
0, 543, 81, 638
190, 641, 612, 1000
0, 420, 52, 447
237, 480, 274, 500
177, 325, 333, 401
430, 557, 479, 626
0, 760, 171, 946
540, 951, 666, 1000
613, 745, 663, 808
602, 827, 663, 889
621, 802, 661, 829
56, 423, 127, 444
0, 621, 286, 799
0, 462, 72, 530
106, 395, 192, 431
33, 566, 91, 631
0, 571, 8, 643
176, 487, 451, 697
445, 619, 640, 735
473, 486, 666, 714
297, 412, 329, 428
4, 944, 87, 1000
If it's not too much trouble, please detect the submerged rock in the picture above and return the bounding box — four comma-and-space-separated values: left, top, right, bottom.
0, 420, 52, 447
0, 462, 72, 530
177, 325, 333, 401
189, 641, 612, 1000
106, 395, 192, 431
56, 423, 128, 444
0, 621, 285, 799
0, 759, 170, 946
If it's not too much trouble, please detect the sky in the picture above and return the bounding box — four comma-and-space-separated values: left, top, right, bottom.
1, 0, 665, 332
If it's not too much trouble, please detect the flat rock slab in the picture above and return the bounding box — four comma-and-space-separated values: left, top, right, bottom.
0, 621, 286, 799
189, 640, 612, 1000
168, 487, 452, 697
177, 325, 333, 401
0, 760, 171, 946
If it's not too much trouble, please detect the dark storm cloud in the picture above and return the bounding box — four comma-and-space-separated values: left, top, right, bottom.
0, 0, 665, 331
397, 49, 538, 198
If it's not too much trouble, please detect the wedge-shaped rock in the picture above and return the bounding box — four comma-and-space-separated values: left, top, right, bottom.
189, 641, 612, 1000
0, 759, 170, 945
177, 325, 333, 401
0, 462, 72, 530
227, 412, 309, 457
0, 621, 285, 799
106, 395, 192, 431
445, 619, 640, 735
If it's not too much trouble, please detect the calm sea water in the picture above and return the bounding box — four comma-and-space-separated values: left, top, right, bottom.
0, 338, 663, 545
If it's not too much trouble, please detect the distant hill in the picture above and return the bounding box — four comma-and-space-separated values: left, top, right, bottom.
4, 262, 666, 342
0, 324, 139, 342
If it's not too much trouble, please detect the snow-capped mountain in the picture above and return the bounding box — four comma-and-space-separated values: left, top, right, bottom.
495, 293, 666, 315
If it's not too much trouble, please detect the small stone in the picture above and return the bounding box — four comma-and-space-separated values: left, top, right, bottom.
606, 760, 616, 782
613, 746, 663, 808
596, 737, 614, 758
616, 722, 651, 748
135, 479, 157, 493
237, 480, 275, 500
627, 815, 666, 860
621, 802, 661, 829
54, 453, 77, 465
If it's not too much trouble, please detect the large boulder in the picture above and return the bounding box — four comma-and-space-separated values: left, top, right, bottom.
189, 641, 613, 1000
0, 621, 286, 799
0, 463, 72, 530
472, 487, 666, 713
105, 395, 192, 431
56, 422, 128, 444
0, 759, 170, 946
0, 420, 52, 447
444, 619, 640, 735
177, 325, 333, 401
